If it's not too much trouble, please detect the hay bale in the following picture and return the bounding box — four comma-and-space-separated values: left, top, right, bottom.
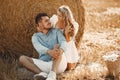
0, 1, 85, 80
0, 0, 85, 56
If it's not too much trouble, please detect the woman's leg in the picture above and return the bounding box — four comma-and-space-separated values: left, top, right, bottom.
46, 55, 62, 80
54, 53, 67, 74
46, 53, 67, 80
52, 54, 62, 73
67, 63, 77, 70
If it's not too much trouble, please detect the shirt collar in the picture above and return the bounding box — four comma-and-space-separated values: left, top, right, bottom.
37, 28, 52, 36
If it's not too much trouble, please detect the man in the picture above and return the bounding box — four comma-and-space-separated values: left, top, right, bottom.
19, 13, 67, 80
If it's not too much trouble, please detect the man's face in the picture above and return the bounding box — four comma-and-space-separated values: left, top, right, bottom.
38, 16, 51, 30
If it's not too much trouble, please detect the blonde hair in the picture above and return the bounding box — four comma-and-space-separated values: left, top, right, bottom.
59, 5, 75, 23
58, 5, 75, 25
58, 5, 75, 37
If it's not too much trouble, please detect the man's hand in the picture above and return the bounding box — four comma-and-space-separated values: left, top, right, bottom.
47, 44, 63, 60
53, 44, 63, 56
47, 49, 58, 59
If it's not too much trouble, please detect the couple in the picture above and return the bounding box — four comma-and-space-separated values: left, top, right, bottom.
19, 5, 79, 80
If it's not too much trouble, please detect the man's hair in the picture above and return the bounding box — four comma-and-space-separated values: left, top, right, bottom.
35, 13, 48, 24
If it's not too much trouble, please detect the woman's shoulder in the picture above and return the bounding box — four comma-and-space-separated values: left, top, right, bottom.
50, 14, 58, 27
50, 14, 58, 19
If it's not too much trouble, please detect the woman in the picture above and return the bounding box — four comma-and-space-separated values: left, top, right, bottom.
50, 5, 80, 70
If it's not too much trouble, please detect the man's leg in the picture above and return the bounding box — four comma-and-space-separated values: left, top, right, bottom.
19, 55, 41, 74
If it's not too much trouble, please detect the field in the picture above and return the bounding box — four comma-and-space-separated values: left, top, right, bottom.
0, 0, 120, 80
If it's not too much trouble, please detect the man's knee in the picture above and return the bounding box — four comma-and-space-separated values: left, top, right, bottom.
19, 55, 27, 64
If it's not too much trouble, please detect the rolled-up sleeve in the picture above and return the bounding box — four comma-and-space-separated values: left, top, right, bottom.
57, 30, 67, 52
32, 34, 49, 56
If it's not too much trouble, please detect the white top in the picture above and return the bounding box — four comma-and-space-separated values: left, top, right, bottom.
50, 14, 79, 41
50, 14, 80, 63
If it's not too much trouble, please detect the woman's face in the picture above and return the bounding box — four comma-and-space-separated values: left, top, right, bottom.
57, 10, 64, 21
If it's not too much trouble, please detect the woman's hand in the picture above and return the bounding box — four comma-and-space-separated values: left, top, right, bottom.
64, 25, 74, 41
64, 25, 71, 35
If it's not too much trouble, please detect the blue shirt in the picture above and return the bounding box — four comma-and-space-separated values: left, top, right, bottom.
32, 28, 66, 62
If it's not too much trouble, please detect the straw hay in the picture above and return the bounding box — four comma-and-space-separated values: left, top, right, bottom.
0, 0, 85, 56
0, 0, 120, 80
104, 51, 120, 80
0, 0, 85, 80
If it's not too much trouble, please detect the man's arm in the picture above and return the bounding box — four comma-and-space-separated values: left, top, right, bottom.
32, 34, 61, 60
32, 34, 49, 56
56, 30, 67, 52
47, 44, 63, 60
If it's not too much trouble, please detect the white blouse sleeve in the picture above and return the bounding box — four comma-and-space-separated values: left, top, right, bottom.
50, 14, 58, 28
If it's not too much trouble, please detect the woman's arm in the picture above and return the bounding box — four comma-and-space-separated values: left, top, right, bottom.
64, 32, 70, 42
64, 25, 74, 42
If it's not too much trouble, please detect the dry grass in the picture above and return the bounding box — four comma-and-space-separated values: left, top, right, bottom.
0, 0, 85, 80
0, 0, 120, 80
77, 0, 120, 80
0, 0, 85, 55
0, 52, 18, 80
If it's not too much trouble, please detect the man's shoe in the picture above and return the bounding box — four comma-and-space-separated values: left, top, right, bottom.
46, 71, 56, 80
34, 72, 47, 80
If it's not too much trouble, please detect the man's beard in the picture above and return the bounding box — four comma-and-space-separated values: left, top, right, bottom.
42, 24, 51, 30
44, 28, 50, 30
43, 26, 51, 30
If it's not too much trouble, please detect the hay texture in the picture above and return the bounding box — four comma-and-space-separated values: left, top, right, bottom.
0, 0, 85, 56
